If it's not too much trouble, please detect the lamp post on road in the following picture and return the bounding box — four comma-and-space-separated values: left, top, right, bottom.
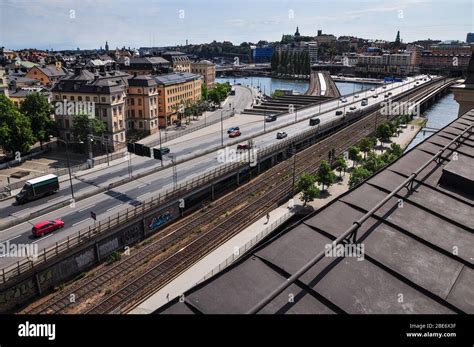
55, 137, 83, 202
221, 110, 224, 147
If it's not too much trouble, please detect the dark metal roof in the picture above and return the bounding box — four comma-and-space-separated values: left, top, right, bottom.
157, 109, 474, 314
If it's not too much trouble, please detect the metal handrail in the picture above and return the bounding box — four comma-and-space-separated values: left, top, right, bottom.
247, 120, 472, 314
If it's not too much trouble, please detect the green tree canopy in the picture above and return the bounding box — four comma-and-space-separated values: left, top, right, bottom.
296, 172, 320, 206
72, 113, 106, 143
376, 123, 393, 143
20, 92, 55, 149
348, 146, 362, 168
316, 160, 336, 190
0, 94, 35, 155
349, 167, 372, 189
335, 155, 348, 177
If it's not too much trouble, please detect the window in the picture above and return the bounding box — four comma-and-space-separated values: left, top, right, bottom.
138, 99, 142, 106
101, 97, 106, 102
139, 121, 143, 128
131, 110, 135, 117
86, 96, 90, 101
114, 121, 117, 129
130, 98, 134, 105
70, 96, 75, 101
102, 109, 107, 117
94, 97, 98, 102
138, 110, 142, 117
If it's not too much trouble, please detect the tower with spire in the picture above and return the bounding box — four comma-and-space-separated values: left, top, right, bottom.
294, 26, 300, 37
105, 41, 109, 51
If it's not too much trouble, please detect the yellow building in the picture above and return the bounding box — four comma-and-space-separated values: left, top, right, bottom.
155, 72, 202, 127
191, 60, 216, 88
126, 74, 160, 134
161, 52, 191, 73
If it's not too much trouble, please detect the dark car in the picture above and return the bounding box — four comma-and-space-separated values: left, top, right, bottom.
229, 130, 241, 138
32, 219, 64, 237
160, 147, 170, 154
227, 126, 240, 134
237, 143, 251, 150
335, 110, 343, 116
265, 115, 277, 122
276, 131, 287, 139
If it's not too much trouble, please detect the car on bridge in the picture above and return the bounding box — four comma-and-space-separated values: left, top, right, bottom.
227, 126, 240, 134
229, 130, 241, 138
354, 94, 359, 98
340, 98, 348, 103
373, 94, 378, 98
370, 88, 376, 92
309, 117, 320, 126
349, 106, 357, 111
361, 99, 368, 106
265, 114, 277, 122
237, 143, 252, 150
32, 219, 64, 237
276, 131, 288, 139
159, 147, 170, 155
335, 110, 344, 116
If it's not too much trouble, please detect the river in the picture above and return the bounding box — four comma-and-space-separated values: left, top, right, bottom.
216, 76, 377, 96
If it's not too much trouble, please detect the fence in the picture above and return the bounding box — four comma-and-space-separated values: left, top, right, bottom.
196, 212, 293, 285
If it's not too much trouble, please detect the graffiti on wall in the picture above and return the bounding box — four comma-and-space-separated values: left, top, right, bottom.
146, 211, 173, 232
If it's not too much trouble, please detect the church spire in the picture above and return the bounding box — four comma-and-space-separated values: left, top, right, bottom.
295, 26, 300, 36
105, 41, 109, 51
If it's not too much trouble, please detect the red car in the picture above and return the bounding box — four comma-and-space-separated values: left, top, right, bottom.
237, 144, 251, 150
229, 130, 241, 138
32, 219, 65, 237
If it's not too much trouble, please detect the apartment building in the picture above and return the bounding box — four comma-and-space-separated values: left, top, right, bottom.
154, 72, 202, 127
126, 74, 160, 134
26, 64, 68, 86
161, 52, 191, 72
51, 66, 129, 150
119, 57, 171, 75
191, 60, 215, 88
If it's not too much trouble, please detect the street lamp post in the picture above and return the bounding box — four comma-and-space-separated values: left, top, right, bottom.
158, 126, 164, 166
220, 110, 224, 147
291, 145, 297, 197
55, 138, 82, 202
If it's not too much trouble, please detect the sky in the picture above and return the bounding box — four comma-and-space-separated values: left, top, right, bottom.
0, 0, 472, 50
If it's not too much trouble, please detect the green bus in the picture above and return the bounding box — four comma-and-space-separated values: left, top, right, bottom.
15, 174, 60, 204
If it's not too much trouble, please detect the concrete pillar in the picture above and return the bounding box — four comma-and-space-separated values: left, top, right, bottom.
95, 243, 101, 262
211, 184, 215, 201
35, 273, 42, 295
236, 172, 240, 186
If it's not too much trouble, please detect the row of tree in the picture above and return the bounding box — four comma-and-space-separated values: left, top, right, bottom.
296, 116, 409, 204
271, 50, 311, 76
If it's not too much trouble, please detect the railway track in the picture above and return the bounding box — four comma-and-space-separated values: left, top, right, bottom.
22, 79, 449, 314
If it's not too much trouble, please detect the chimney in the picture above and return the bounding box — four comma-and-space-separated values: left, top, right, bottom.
99, 65, 106, 74
74, 66, 82, 75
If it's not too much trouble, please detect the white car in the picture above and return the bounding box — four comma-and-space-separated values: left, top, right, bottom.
354, 94, 359, 98
370, 88, 376, 92
340, 98, 347, 103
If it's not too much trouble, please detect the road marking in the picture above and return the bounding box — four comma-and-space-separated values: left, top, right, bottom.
107, 204, 122, 212
47, 196, 64, 203
1, 234, 23, 243
10, 208, 30, 216
78, 204, 95, 212
72, 219, 88, 226
32, 234, 53, 244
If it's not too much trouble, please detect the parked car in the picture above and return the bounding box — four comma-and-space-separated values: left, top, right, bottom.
276, 131, 287, 139
335, 110, 344, 116
370, 88, 376, 92
227, 126, 240, 134
160, 147, 170, 154
32, 219, 64, 237
265, 115, 277, 122
354, 94, 359, 98
309, 117, 320, 126
229, 130, 241, 138
349, 106, 357, 110
340, 98, 347, 103
382, 85, 387, 89
373, 94, 378, 98
384, 93, 390, 98
361, 99, 368, 106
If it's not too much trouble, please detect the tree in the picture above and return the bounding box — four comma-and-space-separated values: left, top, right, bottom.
0, 94, 35, 155
296, 173, 320, 206
335, 155, 348, 177
20, 92, 55, 149
72, 113, 106, 143
387, 143, 403, 157
271, 90, 284, 99
201, 84, 208, 101
316, 160, 336, 190
349, 167, 372, 189
358, 137, 376, 159
363, 151, 387, 173
376, 123, 393, 145
348, 146, 362, 168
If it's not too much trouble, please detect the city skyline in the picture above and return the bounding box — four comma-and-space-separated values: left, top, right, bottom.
1, 0, 472, 50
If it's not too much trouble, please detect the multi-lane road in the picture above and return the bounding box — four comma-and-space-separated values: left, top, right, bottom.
0, 76, 435, 268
